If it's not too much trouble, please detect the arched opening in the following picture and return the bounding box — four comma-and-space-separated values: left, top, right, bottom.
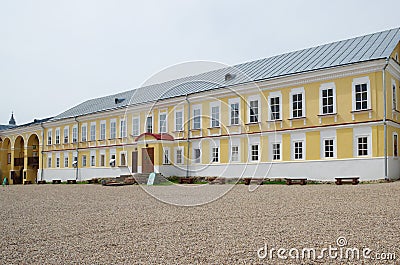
0, 138, 12, 184
13, 136, 24, 184
26, 134, 39, 183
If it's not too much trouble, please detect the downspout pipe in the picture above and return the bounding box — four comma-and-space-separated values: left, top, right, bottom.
185, 95, 191, 179
383, 58, 389, 180
40, 122, 45, 182
74, 116, 80, 181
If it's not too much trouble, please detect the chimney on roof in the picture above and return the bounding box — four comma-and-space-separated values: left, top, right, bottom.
8, 112, 16, 126
225, 73, 235, 82
115, 98, 125, 104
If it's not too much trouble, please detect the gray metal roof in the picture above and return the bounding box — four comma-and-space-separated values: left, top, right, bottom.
53, 27, 400, 121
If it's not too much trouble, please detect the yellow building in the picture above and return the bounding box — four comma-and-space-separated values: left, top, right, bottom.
1, 27, 400, 184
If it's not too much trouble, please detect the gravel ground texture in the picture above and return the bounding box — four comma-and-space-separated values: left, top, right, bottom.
1, 182, 399, 264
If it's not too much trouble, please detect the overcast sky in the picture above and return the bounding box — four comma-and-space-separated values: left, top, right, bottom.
1, 0, 399, 124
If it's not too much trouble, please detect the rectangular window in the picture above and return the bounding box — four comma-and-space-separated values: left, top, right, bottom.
211, 106, 220, 127
90, 123, 96, 141
100, 122, 106, 140
132, 117, 140, 136
100, 154, 105, 167
394, 134, 398, 157
159, 113, 167, 133
56, 157, 60, 168
64, 156, 69, 167
270, 97, 280, 120
146, 116, 153, 133
194, 148, 201, 163
91, 155, 95, 167
292, 93, 303, 118
357, 137, 368, 156
47, 130, 52, 145
120, 120, 127, 138
120, 153, 126, 166
7, 153, 11, 164
110, 120, 116, 139
272, 143, 281, 160
324, 139, 334, 158
193, 108, 201, 129
322, 88, 334, 114
231, 146, 239, 162
163, 149, 170, 164
55, 128, 60, 144
355, 83, 368, 111
82, 155, 87, 167
72, 126, 78, 143
212, 147, 219, 162
175, 111, 183, 131
48, 157, 52, 168
294, 141, 303, 160
251, 144, 259, 161
393, 84, 397, 110
81, 125, 87, 142
176, 149, 183, 164
230, 102, 239, 125
249, 100, 259, 123
63, 127, 69, 144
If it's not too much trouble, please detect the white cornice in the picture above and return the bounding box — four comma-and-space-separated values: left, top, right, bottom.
387, 58, 400, 80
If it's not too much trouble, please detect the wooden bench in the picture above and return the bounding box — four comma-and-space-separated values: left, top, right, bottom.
243, 178, 264, 185
67, 179, 77, 184
52, 179, 62, 184
87, 178, 99, 184
335, 177, 359, 185
37, 180, 47, 184
23, 181, 32, 185
285, 178, 307, 185
207, 177, 225, 185
179, 177, 194, 184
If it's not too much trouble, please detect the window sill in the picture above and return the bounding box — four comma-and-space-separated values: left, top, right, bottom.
207, 127, 220, 129
267, 119, 283, 122
288, 116, 306, 120
227, 124, 240, 127
317, 113, 337, 117
191, 128, 201, 131
245, 122, 261, 126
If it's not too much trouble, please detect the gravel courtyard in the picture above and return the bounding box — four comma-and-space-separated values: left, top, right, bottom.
1, 182, 399, 264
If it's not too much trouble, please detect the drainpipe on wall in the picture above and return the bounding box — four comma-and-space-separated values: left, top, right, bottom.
185, 95, 191, 179
40, 122, 45, 182
74, 116, 80, 181
383, 58, 389, 180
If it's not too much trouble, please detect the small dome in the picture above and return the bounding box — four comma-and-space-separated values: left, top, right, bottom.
8, 112, 16, 126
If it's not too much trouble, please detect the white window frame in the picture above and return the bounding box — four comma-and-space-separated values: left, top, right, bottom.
120, 151, 127, 166
132, 116, 140, 136
163, 147, 170, 165
56, 153, 60, 168
269, 134, 282, 161
210, 101, 220, 128
291, 133, 305, 161
90, 150, 96, 167
100, 121, 106, 140
110, 119, 116, 139
82, 155, 87, 167
175, 147, 183, 165
90, 122, 96, 141
72, 125, 78, 143
63, 127, 69, 144
248, 95, 260, 123
192, 105, 202, 130
47, 154, 52, 168
353, 126, 372, 157
100, 150, 106, 167
146, 116, 153, 133
193, 148, 201, 164
230, 138, 241, 162
174, 109, 184, 132
120, 119, 127, 138
228, 98, 240, 126
81, 123, 87, 142
55, 128, 60, 144
64, 152, 69, 168
392, 79, 397, 110
352, 76, 371, 111
159, 110, 168, 133
319, 82, 337, 115
320, 129, 337, 159
47, 129, 52, 145
289, 87, 305, 119
210, 139, 220, 163
268, 91, 282, 121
